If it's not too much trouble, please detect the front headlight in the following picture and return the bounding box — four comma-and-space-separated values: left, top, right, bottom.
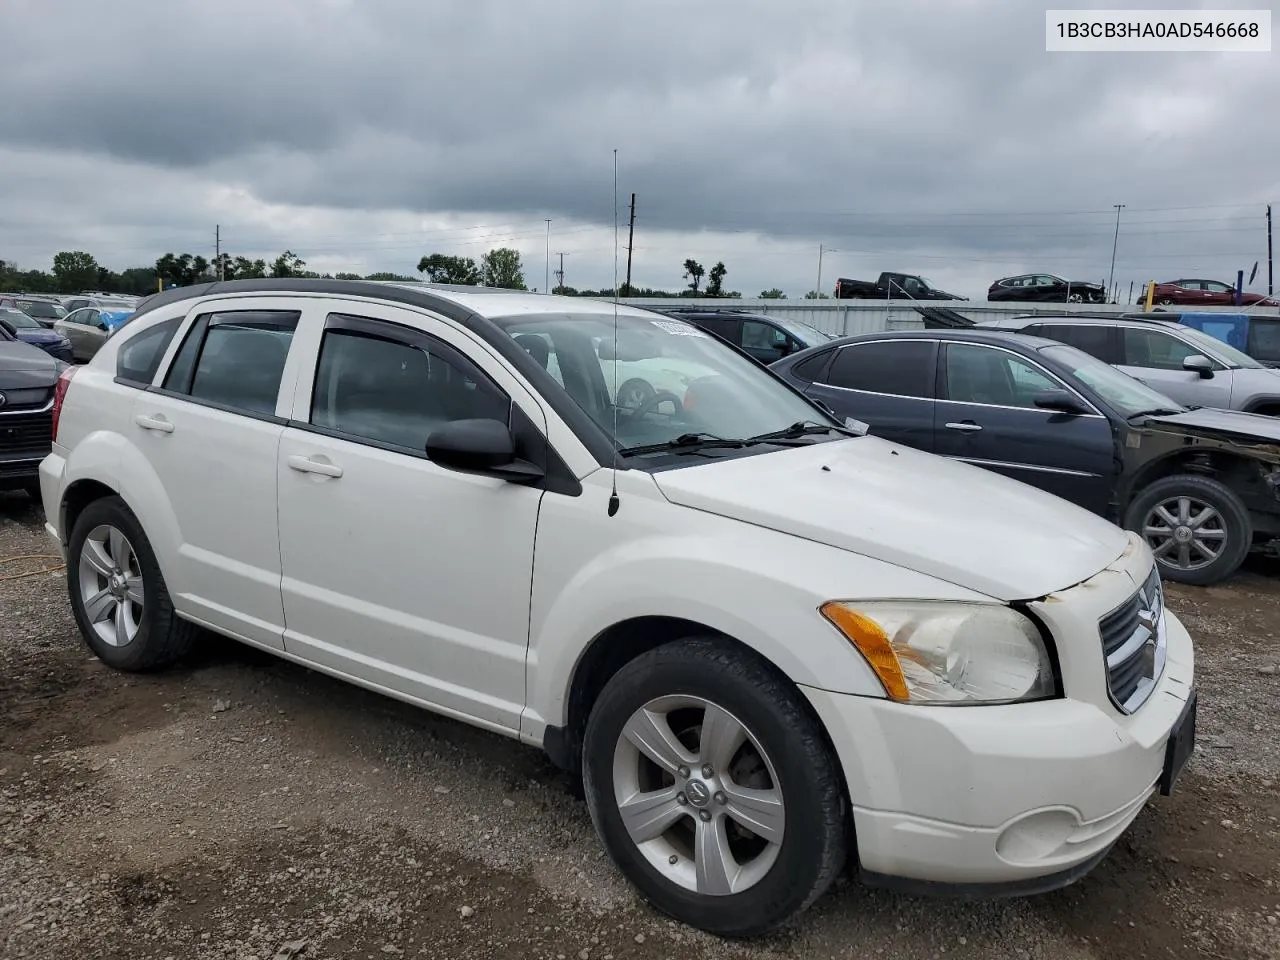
820, 601, 1056, 705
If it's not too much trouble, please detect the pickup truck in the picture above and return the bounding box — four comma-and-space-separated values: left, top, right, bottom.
833, 272, 966, 300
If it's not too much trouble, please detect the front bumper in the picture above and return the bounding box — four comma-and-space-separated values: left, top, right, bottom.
803, 550, 1195, 891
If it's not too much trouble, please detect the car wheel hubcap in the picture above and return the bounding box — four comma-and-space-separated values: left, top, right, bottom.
78, 524, 145, 647
612, 695, 785, 897
1142, 496, 1226, 571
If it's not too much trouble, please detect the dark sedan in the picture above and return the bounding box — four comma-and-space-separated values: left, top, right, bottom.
0, 322, 64, 499
0, 307, 74, 363
772, 328, 1280, 585
988, 274, 1108, 303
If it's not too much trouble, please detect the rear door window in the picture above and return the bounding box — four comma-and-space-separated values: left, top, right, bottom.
823, 340, 937, 398
163, 310, 301, 417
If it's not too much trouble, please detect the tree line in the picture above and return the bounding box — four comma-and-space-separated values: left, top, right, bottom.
2, 247, 815, 300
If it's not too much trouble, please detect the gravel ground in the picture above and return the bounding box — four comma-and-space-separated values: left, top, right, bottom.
1, 491, 1278, 960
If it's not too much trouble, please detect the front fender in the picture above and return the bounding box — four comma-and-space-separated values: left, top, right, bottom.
523, 509, 989, 740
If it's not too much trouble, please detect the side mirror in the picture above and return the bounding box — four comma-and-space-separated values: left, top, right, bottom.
97, 322, 109, 331
1183, 355, 1214, 378
425, 418, 544, 482
1033, 389, 1088, 415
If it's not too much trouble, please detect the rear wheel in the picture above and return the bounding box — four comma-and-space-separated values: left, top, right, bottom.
1124, 474, 1251, 585
582, 637, 847, 938
67, 496, 197, 670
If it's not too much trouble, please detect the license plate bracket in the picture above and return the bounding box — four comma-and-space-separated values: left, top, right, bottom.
1159, 689, 1197, 796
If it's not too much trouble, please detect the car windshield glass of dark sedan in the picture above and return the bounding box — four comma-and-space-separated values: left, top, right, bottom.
1041, 344, 1186, 416
19, 301, 65, 319
490, 311, 831, 451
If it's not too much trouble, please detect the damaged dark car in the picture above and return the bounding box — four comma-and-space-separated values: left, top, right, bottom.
770, 328, 1280, 585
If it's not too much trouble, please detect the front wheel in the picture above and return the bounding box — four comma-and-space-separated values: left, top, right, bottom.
582, 637, 847, 937
1124, 474, 1252, 585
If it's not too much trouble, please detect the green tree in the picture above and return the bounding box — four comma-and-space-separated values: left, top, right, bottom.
270, 250, 307, 278
233, 256, 267, 279
417, 253, 481, 285
759, 288, 786, 299
682, 259, 705, 293
365, 271, 416, 281
481, 247, 527, 289
51, 251, 100, 293
804, 290, 830, 299
705, 261, 727, 297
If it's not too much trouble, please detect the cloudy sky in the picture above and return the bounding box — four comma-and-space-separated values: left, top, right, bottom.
1, 0, 1277, 300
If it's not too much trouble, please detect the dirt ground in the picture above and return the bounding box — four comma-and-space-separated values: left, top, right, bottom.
1, 491, 1278, 960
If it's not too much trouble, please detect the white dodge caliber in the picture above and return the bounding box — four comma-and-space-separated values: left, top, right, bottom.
39, 280, 1196, 937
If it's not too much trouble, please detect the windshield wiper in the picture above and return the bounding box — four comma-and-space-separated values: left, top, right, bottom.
616, 433, 748, 457
1127, 407, 1184, 419
746, 420, 858, 442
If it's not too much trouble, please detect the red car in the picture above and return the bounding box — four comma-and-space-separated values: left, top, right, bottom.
1144, 278, 1278, 307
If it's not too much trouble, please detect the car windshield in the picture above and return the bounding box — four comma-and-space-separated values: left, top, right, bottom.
1175, 325, 1264, 368
1040, 344, 1187, 417
489, 310, 839, 456
19, 300, 65, 319
0, 309, 40, 329
774, 317, 836, 345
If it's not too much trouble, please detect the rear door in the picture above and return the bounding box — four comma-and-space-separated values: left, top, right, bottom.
933, 341, 1115, 513
801, 338, 938, 451
128, 296, 314, 650
1116, 326, 1232, 408
685, 315, 741, 350
1020, 322, 1121, 364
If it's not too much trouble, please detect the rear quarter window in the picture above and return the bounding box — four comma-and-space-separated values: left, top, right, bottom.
116, 317, 183, 386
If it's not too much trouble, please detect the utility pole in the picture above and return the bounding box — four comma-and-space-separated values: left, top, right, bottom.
544, 219, 551, 294
1108, 204, 1124, 298
1267, 204, 1273, 296
215, 225, 222, 280
623, 193, 636, 296
817, 244, 836, 297
555, 252, 568, 293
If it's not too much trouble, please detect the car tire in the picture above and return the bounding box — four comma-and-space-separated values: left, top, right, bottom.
616, 377, 655, 410
582, 636, 847, 938
1157, 298, 1174, 306
66, 495, 197, 670
1124, 474, 1252, 586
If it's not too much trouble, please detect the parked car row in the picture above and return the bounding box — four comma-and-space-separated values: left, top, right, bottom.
31, 279, 1196, 940
0, 291, 137, 362
771, 321, 1280, 586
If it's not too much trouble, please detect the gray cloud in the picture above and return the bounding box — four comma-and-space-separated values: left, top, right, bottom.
0, 0, 1277, 298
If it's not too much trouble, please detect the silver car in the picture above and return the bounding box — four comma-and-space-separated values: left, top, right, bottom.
978, 314, 1280, 415
54, 307, 135, 362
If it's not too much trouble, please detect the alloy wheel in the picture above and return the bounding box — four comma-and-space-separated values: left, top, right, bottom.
1141, 496, 1227, 572
77, 523, 145, 647
612, 695, 785, 896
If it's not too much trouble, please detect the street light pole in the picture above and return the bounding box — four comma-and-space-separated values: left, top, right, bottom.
544, 219, 551, 294
817, 244, 836, 297
1108, 204, 1125, 301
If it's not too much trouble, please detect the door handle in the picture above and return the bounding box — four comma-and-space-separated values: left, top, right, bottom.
287, 455, 343, 478
944, 421, 982, 433
134, 414, 174, 433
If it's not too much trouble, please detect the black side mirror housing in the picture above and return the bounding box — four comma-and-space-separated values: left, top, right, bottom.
1033, 389, 1089, 415
425, 418, 544, 483
1183, 355, 1214, 378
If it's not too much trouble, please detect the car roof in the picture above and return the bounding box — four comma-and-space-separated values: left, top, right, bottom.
977, 313, 1184, 331
128, 278, 668, 325
810, 328, 1067, 352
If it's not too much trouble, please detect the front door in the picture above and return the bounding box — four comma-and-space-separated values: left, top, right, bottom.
933, 341, 1116, 514
128, 297, 311, 649
275, 303, 546, 732
1116, 326, 1233, 409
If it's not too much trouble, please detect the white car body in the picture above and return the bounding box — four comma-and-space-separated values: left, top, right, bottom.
39, 282, 1195, 930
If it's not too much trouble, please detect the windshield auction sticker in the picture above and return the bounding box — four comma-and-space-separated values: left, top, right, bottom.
1046, 9, 1271, 51
650, 320, 708, 336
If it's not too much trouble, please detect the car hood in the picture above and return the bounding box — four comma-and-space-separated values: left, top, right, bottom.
16, 328, 63, 344
651, 436, 1131, 601
0, 338, 63, 383
1145, 406, 1280, 454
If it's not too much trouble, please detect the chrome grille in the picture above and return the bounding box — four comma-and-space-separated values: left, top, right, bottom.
1098, 566, 1166, 714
